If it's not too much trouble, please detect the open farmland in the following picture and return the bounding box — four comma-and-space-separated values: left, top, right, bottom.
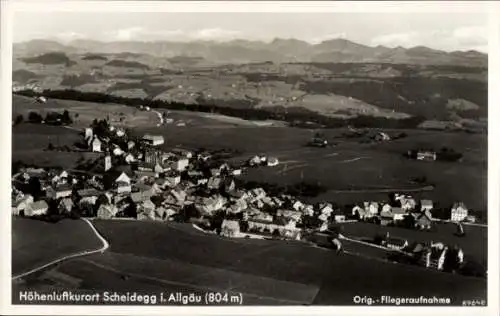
12, 217, 104, 277
12, 123, 101, 169
135, 125, 486, 213
14, 220, 485, 305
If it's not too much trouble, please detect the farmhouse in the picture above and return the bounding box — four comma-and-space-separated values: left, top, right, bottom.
421, 199, 434, 212
97, 203, 118, 219
415, 210, 433, 230
143, 134, 165, 146
91, 137, 102, 152
391, 207, 406, 221
267, 157, 279, 167
417, 151, 437, 161
421, 244, 448, 270
380, 209, 393, 226
12, 194, 34, 216
171, 158, 189, 172
55, 184, 72, 199
383, 237, 408, 251
364, 202, 379, 216
221, 220, 241, 238
450, 202, 468, 222
352, 205, 368, 220
58, 198, 74, 213
25, 200, 49, 217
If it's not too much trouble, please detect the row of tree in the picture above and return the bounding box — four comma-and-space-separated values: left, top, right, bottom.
15, 89, 427, 129
24, 110, 74, 125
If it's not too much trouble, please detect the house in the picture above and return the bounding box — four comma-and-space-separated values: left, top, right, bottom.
417, 151, 437, 161
77, 188, 100, 198
97, 204, 118, 219
134, 183, 155, 197
384, 237, 408, 250
134, 170, 157, 183
302, 204, 315, 217
116, 128, 126, 137
164, 173, 181, 187
248, 155, 262, 166
375, 132, 391, 141
143, 134, 164, 146
277, 209, 302, 222
140, 199, 156, 213
380, 209, 393, 226
228, 199, 248, 214
172, 158, 189, 172
450, 202, 468, 222
332, 209, 346, 223
318, 203, 333, 216
116, 181, 131, 194
84, 127, 93, 142
207, 177, 223, 190
415, 210, 433, 230
127, 141, 135, 150
223, 178, 236, 192
291, 200, 305, 212
352, 205, 368, 220
155, 206, 177, 221
55, 184, 72, 199
399, 196, 416, 211
391, 207, 406, 221
58, 198, 74, 213
112, 147, 124, 156
364, 202, 379, 216
267, 157, 279, 167
231, 168, 242, 176
12, 194, 34, 216
91, 137, 102, 152
25, 200, 49, 217
421, 200, 434, 212
115, 172, 131, 185
421, 244, 448, 270
221, 220, 241, 238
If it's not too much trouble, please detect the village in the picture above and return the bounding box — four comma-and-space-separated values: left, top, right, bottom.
11, 113, 479, 276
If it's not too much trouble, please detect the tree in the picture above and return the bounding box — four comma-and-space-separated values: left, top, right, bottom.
62, 110, 73, 124
28, 111, 43, 123
27, 177, 42, 199
14, 114, 24, 125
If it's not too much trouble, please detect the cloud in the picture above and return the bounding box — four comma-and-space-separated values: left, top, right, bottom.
100, 27, 243, 42
370, 25, 487, 52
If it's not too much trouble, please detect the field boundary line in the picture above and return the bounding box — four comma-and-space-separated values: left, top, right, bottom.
12, 218, 109, 281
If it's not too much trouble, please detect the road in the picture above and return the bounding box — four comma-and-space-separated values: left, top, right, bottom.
12, 218, 109, 281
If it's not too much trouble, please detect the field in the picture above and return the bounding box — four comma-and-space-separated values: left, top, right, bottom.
12, 217, 104, 277
135, 124, 487, 213
13, 220, 486, 305
12, 123, 101, 169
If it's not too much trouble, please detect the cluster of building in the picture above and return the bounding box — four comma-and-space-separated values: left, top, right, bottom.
11, 119, 476, 246
378, 233, 465, 272
351, 194, 474, 229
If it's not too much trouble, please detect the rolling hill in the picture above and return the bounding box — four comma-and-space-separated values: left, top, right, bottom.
14, 38, 487, 67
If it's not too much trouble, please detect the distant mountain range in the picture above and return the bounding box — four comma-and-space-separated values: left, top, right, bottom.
13, 38, 487, 67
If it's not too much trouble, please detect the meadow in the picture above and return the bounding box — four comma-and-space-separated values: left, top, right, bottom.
13, 220, 485, 305
12, 217, 104, 277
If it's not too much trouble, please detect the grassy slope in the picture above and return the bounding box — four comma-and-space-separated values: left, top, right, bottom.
12, 217, 104, 276
82, 220, 485, 305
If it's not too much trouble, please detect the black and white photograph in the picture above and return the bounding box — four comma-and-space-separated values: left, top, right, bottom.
1, 1, 499, 315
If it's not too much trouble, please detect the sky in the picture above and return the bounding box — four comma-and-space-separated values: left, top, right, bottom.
12, 11, 489, 52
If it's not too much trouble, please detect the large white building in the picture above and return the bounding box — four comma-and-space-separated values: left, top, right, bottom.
143, 134, 164, 146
